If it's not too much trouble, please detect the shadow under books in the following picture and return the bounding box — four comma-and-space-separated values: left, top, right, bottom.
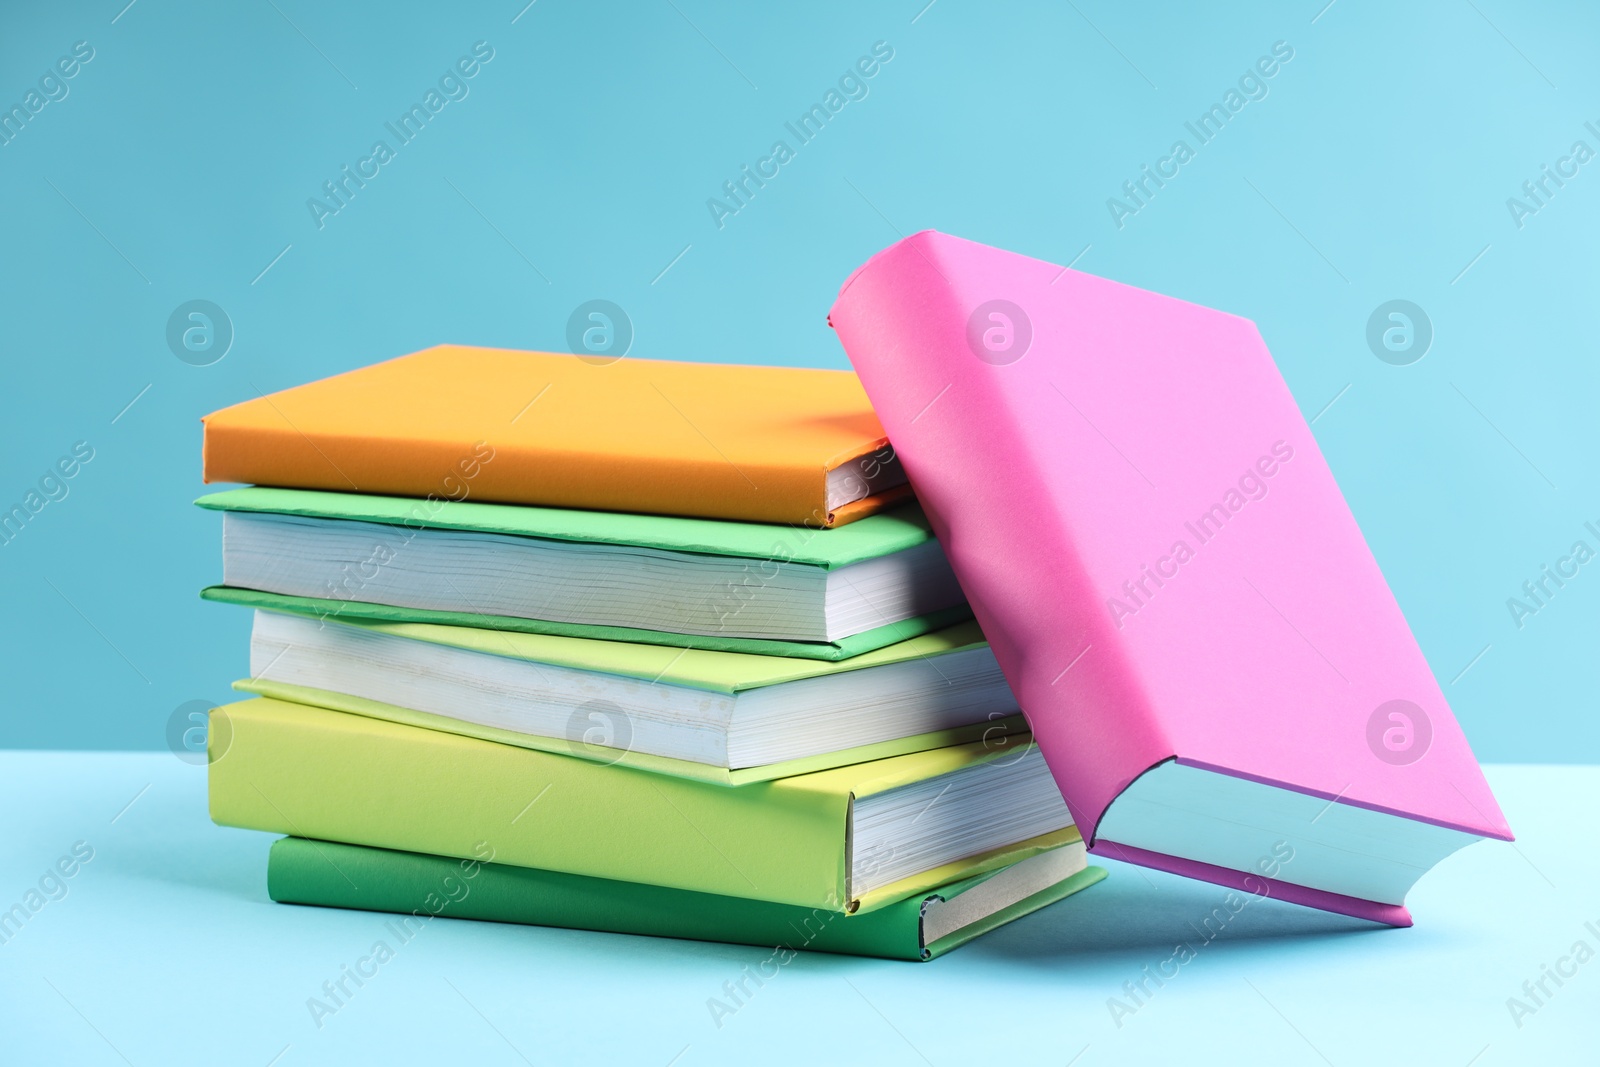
959, 858, 1390, 965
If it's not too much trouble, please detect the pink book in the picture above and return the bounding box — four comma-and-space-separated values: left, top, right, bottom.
830, 231, 1511, 926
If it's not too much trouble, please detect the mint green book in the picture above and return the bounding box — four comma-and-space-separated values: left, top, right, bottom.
234, 607, 1022, 784
198, 487, 970, 659
268, 837, 1105, 961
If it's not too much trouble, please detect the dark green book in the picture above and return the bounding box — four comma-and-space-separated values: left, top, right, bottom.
267, 837, 1105, 961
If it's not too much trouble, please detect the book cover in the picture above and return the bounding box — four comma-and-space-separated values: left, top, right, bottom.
267, 837, 1107, 961
202, 586, 972, 661
829, 230, 1511, 924
197, 487, 938, 567
246, 609, 991, 694
201, 346, 909, 527
208, 696, 1078, 913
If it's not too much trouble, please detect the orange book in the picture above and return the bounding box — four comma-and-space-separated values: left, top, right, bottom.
201, 346, 908, 526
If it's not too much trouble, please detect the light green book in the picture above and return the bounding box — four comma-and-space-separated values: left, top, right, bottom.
235, 607, 1022, 784
198, 487, 971, 659
268, 836, 1107, 961
210, 697, 1077, 914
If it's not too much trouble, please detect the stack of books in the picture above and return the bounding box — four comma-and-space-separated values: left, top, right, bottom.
199, 346, 1105, 960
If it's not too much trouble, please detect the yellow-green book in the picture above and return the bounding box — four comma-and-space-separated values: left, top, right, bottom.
210, 697, 1076, 913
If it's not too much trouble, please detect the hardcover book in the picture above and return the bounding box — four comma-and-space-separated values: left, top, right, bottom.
267, 837, 1106, 961
197, 486, 968, 656
234, 608, 1021, 782
829, 230, 1512, 925
209, 696, 1077, 913
201, 346, 910, 527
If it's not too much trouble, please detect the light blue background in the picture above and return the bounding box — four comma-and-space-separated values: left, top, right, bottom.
1, 0, 1595, 759
2, 7, 1597, 1062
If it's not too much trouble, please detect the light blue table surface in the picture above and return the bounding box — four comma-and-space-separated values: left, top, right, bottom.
0, 755, 1592, 1065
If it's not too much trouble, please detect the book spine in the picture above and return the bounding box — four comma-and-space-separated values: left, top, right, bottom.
268, 837, 927, 960
830, 237, 1176, 840
201, 417, 832, 526
209, 699, 849, 910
